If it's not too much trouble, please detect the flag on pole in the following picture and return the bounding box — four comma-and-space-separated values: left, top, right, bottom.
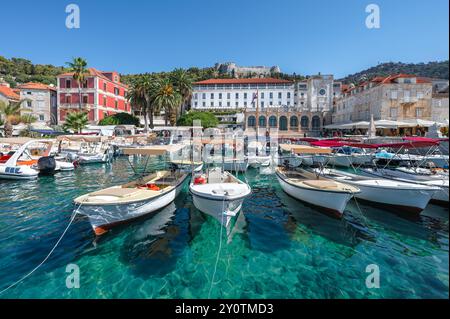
251, 92, 258, 105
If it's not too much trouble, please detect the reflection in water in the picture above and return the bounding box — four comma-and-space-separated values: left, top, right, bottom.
0, 157, 448, 298
119, 198, 190, 278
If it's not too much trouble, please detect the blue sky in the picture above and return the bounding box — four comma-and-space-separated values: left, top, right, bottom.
1, 0, 448, 78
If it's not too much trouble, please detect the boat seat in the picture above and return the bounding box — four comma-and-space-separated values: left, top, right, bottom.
303, 180, 339, 190
208, 170, 223, 184
91, 188, 142, 198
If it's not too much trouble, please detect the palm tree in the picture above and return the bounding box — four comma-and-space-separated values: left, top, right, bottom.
170, 68, 193, 117
126, 79, 148, 131
63, 112, 88, 134
151, 78, 182, 126
66, 57, 89, 110
139, 74, 157, 131
0, 100, 27, 137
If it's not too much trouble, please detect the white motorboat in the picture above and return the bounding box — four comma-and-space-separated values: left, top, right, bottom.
326, 153, 353, 168
190, 167, 251, 227
313, 168, 439, 214
0, 139, 40, 180
361, 167, 449, 205
247, 154, 272, 168
56, 135, 112, 164
279, 144, 332, 167
74, 145, 188, 235
275, 167, 360, 218
222, 158, 249, 172
170, 159, 203, 172
0, 138, 60, 180
327, 148, 373, 168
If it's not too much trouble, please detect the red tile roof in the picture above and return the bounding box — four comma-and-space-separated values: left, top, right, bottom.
17, 82, 56, 91
0, 85, 20, 101
194, 78, 293, 85
58, 68, 128, 88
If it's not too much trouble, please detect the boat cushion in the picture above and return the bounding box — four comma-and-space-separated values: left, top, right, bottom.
303, 180, 339, 190
91, 188, 142, 198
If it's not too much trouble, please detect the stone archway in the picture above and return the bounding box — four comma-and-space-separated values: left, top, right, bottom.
279, 116, 288, 131
301, 116, 309, 129
269, 115, 277, 128
312, 115, 321, 131
247, 116, 256, 127
259, 115, 267, 127
290, 116, 298, 130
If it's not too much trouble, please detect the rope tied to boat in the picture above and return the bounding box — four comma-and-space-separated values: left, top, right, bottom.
0, 201, 84, 296
208, 191, 227, 299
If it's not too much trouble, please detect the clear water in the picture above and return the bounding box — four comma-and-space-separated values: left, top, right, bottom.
0, 157, 448, 299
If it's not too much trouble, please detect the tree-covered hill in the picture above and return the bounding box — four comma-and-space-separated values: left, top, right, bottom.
0, 56, 67, 87
1, 55, 448, 87
339, 61, 449, 84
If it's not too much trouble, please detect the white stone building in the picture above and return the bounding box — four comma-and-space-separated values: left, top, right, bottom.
192, 78, 295, 110
17, 82, 58, 125
332, 74, 433, 125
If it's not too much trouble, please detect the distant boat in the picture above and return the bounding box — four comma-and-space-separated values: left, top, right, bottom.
56, 135, 112, 164
313, 168, 440, 214
361, 167, 448, 205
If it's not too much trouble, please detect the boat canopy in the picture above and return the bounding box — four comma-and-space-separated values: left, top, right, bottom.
0, 137, 35, 145
122, 144, 185, 156
56, 135, 108, 142
311, 139, 441, 149
279, 144, 333, 154
403, 136, 449, 143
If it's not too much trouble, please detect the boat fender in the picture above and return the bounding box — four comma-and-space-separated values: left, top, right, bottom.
147, 184, 160, 191
194, 177, 206, 185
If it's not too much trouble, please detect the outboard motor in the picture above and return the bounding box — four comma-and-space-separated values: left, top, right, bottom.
67, 152, 78, 162
37, 156, 57, 175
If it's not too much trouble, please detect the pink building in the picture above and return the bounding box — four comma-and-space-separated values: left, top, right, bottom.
57, 68, 131, 123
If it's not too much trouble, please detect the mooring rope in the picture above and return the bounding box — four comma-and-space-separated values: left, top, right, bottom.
208, 187, 227, 299
0, 202, 83, 295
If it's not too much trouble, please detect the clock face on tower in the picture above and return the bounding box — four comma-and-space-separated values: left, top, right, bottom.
319, 88, 326, 96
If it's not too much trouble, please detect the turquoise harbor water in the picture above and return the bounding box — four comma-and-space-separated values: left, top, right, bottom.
0, 157, 448, 299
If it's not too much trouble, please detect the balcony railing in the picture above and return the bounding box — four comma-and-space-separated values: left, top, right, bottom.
245, 106, 301, 112
59, 103, 93, 110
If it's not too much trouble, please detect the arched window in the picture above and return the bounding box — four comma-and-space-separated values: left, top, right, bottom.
290, 116, 298, 128
312, 116, 321, 130
269, 116, 277, 128
279, 116, 288, 131
301, 116, 309, 129
247, 116, 256, 127
259, 116, 266, 127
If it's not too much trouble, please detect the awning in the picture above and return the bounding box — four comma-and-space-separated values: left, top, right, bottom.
122, 144, 185, 156
399, 119, 445, 127
279, 144, 333, 154
56, 135, 108, 142
0, 137, 35, 145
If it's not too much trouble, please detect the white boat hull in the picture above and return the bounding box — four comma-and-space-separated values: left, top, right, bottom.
191, 192, 246, 227
247, 155, 271, 168
0, 165, 39, 180
77, 152, 110, 164
276, 171, 353, 218
222, 160, 249, 172
361, 168, 448, 204
347, 180, 435, 213
76, 175, 187, 234
327, 155, 352, 167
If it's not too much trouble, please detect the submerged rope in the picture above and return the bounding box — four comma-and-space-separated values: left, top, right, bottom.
208, 186, 227, 299
0, 203, 82, 295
